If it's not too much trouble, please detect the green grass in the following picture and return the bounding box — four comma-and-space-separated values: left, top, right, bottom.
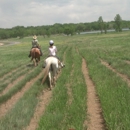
0, 73, 45, 130
78, 32, 130, 129
0, 31, 130, 130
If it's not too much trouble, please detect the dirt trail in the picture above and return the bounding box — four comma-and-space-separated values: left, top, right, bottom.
82, 58, 106, 130
0, 67, 20, 82
125, 60, 130, 65
24, 89, 52, 130
0, 69, 44, 118
0, 69, 33, 97
24, 66, 64, 130
101, 60, 130, 86
66, 64, 74, 105
0, 75, 25, 96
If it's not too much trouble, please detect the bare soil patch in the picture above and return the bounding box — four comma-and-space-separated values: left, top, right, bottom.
0, 43, 4, 46
82, 58, 106, 130
125, 60, 130, 65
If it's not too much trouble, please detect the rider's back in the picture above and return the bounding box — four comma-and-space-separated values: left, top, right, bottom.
32, 39, 39, 48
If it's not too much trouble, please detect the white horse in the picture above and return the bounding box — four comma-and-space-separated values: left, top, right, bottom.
41, 56, 64, 90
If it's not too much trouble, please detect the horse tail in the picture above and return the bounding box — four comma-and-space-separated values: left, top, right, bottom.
41, 61, 51, 84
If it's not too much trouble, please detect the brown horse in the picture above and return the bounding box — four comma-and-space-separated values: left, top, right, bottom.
30, 48, 41, 66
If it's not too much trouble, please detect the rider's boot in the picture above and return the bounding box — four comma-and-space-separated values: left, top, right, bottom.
40, 49, 43, 56
59, 60, 65, 68
61, 62, 65, 68
28, 51, 31, 57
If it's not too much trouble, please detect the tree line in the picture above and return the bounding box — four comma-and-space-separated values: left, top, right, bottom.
0, 14, 130, 39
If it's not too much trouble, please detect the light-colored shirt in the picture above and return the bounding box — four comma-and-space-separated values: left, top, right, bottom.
49, 45, 57, 56
32, 39, 39, 48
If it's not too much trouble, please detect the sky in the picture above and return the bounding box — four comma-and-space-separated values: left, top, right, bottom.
0, 0, 129, 28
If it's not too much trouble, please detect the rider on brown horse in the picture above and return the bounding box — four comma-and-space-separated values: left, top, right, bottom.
28, 35, 43, 57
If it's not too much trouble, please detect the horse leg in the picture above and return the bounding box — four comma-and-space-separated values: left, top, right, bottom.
53, 76, 56, 87
48, 72, 52, 90
36, 58, 38, 66
33, 59, 36, 66
51, 64, 57, 87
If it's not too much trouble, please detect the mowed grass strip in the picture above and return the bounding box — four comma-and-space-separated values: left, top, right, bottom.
58, 45, 86, 130
79, 33, 130, 129
0, 66, 32, 93
0, 65, 25, 81
0, 32, 130, 130
0, 66, 41, 104
0, 45, 29, 77
37, 46, 70, 130
0, 69, 46, 130
37, 43, 87, 130
0, 40, 68, 130
95, 34, 130, 79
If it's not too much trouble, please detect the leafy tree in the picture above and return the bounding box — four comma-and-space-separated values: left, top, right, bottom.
76, 23, 85, 32
104, 22, 108, 34
84, 23, 92, 31
98, 16, 104, 33
53, 23, 64, 34
12, 26, 25, 38
46, 30, 51, 37
1, 18, 130, 39
114, 14, 122, 32
64, 27, 74, 36
40, 28, 47, 38
91, 22, 99, 30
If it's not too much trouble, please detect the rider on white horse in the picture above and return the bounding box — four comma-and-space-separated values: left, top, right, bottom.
41, 56, 60, 89
43, 40, 65, 68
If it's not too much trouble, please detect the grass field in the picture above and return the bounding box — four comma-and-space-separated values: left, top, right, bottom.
0, 31, 130, 130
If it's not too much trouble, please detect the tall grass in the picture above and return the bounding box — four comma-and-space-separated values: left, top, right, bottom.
79, 32, 130, 129
0, 72, 45, 130
37, 44, 87, 130
0, 32, 130, 130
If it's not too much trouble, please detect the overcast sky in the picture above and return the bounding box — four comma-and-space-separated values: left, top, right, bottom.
0, 0, 129, 28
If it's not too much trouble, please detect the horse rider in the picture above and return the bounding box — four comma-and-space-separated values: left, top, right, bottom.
28, 35, 43, 57
43, 40, 65, 68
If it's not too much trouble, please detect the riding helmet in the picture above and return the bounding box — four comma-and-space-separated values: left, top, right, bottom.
49, 40, 54, 45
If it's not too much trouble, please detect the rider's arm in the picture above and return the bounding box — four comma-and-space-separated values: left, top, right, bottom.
55, 46, 57, 53
49, 48, 52, 56
36, 40, 40, 47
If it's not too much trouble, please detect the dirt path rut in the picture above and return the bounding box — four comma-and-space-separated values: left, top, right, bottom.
0, 69, 44, 118
82, 58, 106, 130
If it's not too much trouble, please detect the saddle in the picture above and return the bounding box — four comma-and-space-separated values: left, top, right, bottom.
48, 55, 58, 59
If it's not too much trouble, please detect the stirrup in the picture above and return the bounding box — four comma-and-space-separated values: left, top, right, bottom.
61, 63, 65, 68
